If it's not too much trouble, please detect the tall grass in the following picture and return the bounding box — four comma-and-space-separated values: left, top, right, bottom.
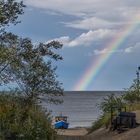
89, 113, 111, 132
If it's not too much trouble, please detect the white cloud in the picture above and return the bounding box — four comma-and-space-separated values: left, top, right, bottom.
124, 43, 140, 53
68, 29, 115, 47
24, 0, 98, 16
90, 42, 140, 56
92, 42, 140, 55
47, 29, 115, 47
124, 47, 133, 53
24, 0, 140, 20
94, 48, 109, 55
93, 49, 123, 55
24, 0, 140, 33
64, 17, 115, 30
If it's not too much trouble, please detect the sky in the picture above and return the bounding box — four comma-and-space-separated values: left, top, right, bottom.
7, 0, 140, 91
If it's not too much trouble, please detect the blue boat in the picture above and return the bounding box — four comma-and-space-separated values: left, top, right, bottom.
54, 115, 69, 129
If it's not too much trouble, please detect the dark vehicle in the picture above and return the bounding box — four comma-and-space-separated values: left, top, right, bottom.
111, 112, 138, 132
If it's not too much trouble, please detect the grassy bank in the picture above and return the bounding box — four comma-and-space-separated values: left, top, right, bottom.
90, 101, 140, 133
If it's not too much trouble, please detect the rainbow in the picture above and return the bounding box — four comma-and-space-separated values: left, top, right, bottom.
74, 14, 140, 91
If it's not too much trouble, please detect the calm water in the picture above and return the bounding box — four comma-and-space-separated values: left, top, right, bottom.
42, 91, 123, 128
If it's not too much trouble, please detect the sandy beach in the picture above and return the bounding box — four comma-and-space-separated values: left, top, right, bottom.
57, 110, 140, 140
57, 126, 140, 140
56, 127, 88, 136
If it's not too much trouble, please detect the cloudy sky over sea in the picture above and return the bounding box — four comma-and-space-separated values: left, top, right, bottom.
8, 0, 140, 90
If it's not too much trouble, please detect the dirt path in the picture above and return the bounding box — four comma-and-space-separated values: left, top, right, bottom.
57, 127, 140, 140
57, 110, 140, 140
56, 128, 88, 136
89, 127, 140, 140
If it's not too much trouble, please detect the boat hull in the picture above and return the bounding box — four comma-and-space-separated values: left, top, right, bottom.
54, 121, 69, 129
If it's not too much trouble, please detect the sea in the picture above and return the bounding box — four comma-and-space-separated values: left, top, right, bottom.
42, 91, 123, 128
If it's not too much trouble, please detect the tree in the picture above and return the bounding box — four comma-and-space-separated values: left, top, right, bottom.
0, 0, 25, 84
0, 0, 25, 30
7, 37, 63, 104
0, 0, 63, 104
0, 33, 18, 84
0, 1, 63, 139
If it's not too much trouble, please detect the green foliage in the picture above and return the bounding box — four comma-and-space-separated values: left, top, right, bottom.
0, 0, 25, 29
123, 79, 140, 104
0, 1, 63, 104
0, 1, 63, 139
100, 93, 125, 113
0, 93, 56, 140
0, 36, 64, 103
90, 113, 111, 132
91, 77, 140, 132
0, 33, 18, 84
90, 93, 125, 132
0, 0, 25, 85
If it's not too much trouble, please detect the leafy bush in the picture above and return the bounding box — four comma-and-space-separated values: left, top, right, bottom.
91, 93, 125, 132
123, 79, 140, 104
0, 94, 56, 140
100, 94, 125, 113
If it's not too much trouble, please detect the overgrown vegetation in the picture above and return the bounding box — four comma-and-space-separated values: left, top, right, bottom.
90, 77, 140, 132
0, 93, 56, 140
90, 113, 111, 132
0, 0, 63, 139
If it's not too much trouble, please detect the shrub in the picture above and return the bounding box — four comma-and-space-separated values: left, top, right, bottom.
123, 79, 140, 104
90, 93, 125, 132
0, 94, 56, 140
100, 94, 125, 113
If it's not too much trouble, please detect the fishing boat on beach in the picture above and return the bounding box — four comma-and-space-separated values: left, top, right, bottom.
54, 115, 69, 129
